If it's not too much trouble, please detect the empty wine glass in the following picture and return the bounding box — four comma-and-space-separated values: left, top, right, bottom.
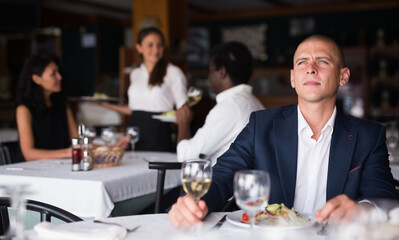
101, 127, 116, 147
384, 121, 399, 162
0, 184, 30, 240
126, 126, 140, 151
187, 86, 203, 107
181, 158, 212, 203
234, 170, 270, 230
84, 126, 96, 143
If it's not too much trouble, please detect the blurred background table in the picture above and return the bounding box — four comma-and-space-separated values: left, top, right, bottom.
0, 151, 181, 219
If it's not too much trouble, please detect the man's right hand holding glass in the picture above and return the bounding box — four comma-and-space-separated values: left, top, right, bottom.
168, 194, 208, 230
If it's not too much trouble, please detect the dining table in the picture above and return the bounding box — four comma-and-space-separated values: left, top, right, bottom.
26, 211, 327, 240
0, 151, 181, 219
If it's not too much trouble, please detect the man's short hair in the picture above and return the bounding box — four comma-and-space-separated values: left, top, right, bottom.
211, 41, 253, 85
298, 35, 345, 67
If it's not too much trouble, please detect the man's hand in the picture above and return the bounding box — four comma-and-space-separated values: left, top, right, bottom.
168, 195, 208, 230
315, 194, 356, 223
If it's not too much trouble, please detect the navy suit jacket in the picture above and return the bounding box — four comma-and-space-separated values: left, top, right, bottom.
203, 105, 398, 212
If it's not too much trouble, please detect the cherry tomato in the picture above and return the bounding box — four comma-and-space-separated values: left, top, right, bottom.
242, 213, 249, 221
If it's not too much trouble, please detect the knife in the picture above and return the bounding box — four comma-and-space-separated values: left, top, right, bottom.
212, 214, 227, 229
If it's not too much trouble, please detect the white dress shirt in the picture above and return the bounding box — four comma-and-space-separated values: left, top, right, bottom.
128, 63, 187, 112
293, 105, 336, 214
177, 84, 264, 165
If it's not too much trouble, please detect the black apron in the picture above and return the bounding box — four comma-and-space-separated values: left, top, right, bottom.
129, 110, 174, 152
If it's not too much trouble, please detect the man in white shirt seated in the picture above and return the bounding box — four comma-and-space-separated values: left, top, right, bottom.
176, 42, 264, 165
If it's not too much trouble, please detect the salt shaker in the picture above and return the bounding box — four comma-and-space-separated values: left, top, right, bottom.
71, 138, 82, 171
81, 137, 93, 171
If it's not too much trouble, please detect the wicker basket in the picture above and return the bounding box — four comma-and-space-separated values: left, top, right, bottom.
92, 147, 124, 168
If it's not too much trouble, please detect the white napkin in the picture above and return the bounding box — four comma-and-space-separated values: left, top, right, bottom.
33, 221, 127, 240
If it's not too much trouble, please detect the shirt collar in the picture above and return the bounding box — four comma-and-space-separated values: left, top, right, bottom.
139, 63, 149, 77
297, 105, 337, 134
215, 84, 252, 103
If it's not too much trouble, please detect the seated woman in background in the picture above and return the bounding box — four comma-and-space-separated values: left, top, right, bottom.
16, 54, 129, 161
100, 27, 187, 152
16, 54, 79, 161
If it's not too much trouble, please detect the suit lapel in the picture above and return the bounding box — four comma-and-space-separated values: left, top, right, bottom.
273, 106, 298, 207
327, 111, 357, 200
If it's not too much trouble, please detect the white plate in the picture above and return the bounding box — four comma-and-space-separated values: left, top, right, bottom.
152, 115, 176, 122
226, 210, 316, 230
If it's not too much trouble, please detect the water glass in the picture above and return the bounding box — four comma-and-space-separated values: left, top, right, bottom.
181, 158, 212, 203
0, 184, 30, 240
234, 170, 270, 229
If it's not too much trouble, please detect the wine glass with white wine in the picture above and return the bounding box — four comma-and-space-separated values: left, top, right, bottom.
234, 170, 270, 230
187, 86, 203, 107
181, 158, 212, 203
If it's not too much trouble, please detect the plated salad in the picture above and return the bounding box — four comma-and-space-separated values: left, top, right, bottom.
241, 203, 312, 227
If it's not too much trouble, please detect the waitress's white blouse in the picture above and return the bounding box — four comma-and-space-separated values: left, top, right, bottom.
128, 63, 187, 112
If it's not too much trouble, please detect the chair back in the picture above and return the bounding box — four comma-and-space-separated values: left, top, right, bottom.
0, 141, 25, 165
148, 162, 182, 213
0, 197, 83, 236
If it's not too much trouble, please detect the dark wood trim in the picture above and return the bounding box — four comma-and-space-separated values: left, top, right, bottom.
189, 0, 399, 22
59, 0, 131, 15
260, 0, 289, 7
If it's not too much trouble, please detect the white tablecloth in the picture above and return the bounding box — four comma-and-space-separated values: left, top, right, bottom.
0, 151, 181, 219
27, 212, 325, 240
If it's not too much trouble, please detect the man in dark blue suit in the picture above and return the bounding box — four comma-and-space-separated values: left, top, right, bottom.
168, 35, 398, 229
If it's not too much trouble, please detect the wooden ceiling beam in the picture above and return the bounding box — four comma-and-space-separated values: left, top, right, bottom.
57, 0, 131, 15
189, 0, 399, 22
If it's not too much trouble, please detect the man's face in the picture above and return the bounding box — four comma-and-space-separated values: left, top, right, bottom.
208, 58, 224, 94
290, 40, 349, 104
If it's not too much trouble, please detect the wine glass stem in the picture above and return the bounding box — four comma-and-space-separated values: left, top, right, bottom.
249, 215, 256, 231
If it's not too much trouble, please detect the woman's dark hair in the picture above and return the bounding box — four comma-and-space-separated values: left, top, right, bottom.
16, 54, 66, 111
137, 27, 167, 87
211, 41, 253, 85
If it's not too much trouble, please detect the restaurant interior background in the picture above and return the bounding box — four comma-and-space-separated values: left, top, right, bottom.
0, 0, 398, 139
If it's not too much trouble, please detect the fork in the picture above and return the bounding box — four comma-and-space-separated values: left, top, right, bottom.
93, 220, 141, 232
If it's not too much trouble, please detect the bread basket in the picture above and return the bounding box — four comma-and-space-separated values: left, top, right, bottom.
92, 146, 124, 168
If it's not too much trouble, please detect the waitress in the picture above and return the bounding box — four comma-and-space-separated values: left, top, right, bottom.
101, 27, 187, 152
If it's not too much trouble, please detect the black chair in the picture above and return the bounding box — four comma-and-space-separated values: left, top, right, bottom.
148, 162, 182, 213
0, 197, 83, 236
0, 141, 25, 165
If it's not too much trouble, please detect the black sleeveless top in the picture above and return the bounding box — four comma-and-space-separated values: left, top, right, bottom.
28, 105, 70, 149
